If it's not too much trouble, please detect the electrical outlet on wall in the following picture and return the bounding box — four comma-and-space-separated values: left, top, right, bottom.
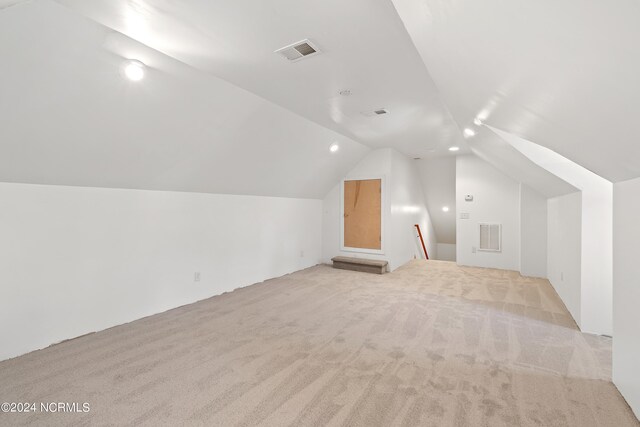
300, 250, 304, 258
472, 246, 477, 254
194, 272, 201, 282
561, 272, 564, 281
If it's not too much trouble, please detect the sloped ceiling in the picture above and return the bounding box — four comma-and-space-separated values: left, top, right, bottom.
489, 126, 611, 192
470, 127, 577, 198
54, 0, 466, 159
3, 0, 632, 204
0, 0, 370, 198
392, 0, 640, 183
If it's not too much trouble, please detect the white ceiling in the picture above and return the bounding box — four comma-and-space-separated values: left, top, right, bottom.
0, 0, 22, 8
490, 126, 611, 193
55, 0, 466, 159
3, 0, 636, 221
470, 128, 577, 199
392, 0, 640, 183
0, 0, 370, 198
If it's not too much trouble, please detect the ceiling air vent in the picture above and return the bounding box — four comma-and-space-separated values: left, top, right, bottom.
275, 39, 321, 62
361, 108, 390, 117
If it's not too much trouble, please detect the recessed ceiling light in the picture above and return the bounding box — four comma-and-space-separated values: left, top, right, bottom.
449, 146, 460, 152
473, 117, 483, 126
329, 142, 339, 153
476, 109, 489, 123
463, 128, 476, 138
442, 206, 450, 212
123, 60, 145, 81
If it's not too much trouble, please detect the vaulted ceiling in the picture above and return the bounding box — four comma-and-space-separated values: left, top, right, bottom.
470, 127, 577, 199
0, 0, 369, 198
55, 0, 466, 159
392, 0, 640, 183
2, 0, 638, 204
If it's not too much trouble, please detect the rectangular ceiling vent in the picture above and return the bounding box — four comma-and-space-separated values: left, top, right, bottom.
361, 108, 390, 117
275, 39, 321, 62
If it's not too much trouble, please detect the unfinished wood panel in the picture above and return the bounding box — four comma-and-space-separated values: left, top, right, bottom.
344, 179, 381, 250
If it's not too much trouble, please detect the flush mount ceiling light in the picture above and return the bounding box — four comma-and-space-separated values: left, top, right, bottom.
123, 60, 145, 81
473, 117, 484, 126
329, 142, 339, 153
463, 128, 476, 138
442, 206, 450, 212
448, 146, 460, 152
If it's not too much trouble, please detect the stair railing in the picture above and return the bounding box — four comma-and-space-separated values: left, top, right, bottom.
414, 224, 429, 260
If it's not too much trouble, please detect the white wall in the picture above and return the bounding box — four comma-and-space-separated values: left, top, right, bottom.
520, 184, 547, 278
612, 177, 640, 418
323, 149, 391, 267
0, 182, 322, 361
322, 148, 436, 271
436, 243, 456, 261
416, 157, 456, 244
389, 150, 437, 266
498, 129, 613, 336
547, 192, 582, 326
579, 189, 613, 336
456, 155, 520, 271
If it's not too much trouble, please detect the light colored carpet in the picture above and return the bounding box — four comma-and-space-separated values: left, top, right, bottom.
0, 260, 637, 426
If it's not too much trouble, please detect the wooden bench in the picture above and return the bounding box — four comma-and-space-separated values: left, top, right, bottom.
331, 256, 388, 274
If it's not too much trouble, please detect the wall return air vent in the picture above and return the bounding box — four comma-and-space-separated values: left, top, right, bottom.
275, 39, 321, 62
479, 223, 501, 252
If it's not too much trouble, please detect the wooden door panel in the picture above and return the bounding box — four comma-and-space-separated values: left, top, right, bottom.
344, 179, 381, 250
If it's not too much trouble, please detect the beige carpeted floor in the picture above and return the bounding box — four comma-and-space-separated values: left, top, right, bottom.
0, 260, 637, 426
